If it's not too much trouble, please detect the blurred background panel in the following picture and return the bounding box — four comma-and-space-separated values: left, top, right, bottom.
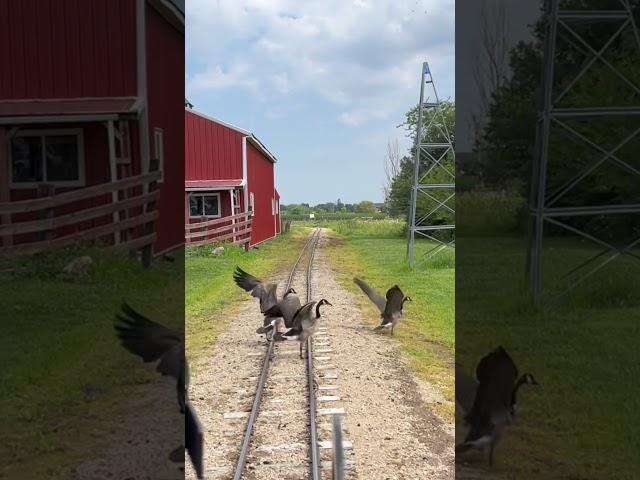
0, 1, 185, 478
456, 0, 640, 478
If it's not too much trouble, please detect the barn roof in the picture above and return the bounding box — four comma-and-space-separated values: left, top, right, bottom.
186, 108, 278, 164
0, 97, 140, 124
185, 179, 244, 190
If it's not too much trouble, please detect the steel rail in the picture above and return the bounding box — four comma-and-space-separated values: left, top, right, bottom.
306, 229, 322, 480
232, 228, 321, 480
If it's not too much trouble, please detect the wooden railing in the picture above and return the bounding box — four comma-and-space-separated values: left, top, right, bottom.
0, 171, 160, 263
185, 212, 252, 248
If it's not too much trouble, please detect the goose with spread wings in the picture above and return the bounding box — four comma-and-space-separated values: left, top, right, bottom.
274, 299, 332, 358
233, 266, 279, 313
256, 287, 301, 336
114, 302, 204, 479
456, 346, 538, 467
353, 278, 411, 335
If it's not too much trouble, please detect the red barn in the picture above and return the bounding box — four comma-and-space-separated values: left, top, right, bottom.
185, 109, 280, 247
0, 0, 184, 258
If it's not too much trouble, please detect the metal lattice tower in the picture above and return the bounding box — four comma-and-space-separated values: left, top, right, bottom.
407, 62, 455, 267
528, 0, 640, 305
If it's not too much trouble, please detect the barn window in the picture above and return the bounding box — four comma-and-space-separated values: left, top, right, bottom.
249, 192, 255, 215
152, 127, 164, 182
271, 198, 275, 215
189, 192, 221, 218
10, 129, 84, 187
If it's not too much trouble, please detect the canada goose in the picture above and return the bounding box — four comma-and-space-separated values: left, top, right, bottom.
456, 347, 538, 467
353, 278, 411, 335
274, 299, 332, 358
114, 303, 204, 478
256, 287, 300, 335
114, 302, 185, 412
233, 267, 278, 313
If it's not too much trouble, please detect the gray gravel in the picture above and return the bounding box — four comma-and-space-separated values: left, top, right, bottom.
186, 229, 454, 479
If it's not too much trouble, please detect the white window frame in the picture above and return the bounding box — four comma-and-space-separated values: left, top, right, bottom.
10, 128, 85, 188
249, 192, 255, 215
153, 127, 164, 182
271, 198, 275, 215
188, 192, 221, 219
115, 121, 132, 165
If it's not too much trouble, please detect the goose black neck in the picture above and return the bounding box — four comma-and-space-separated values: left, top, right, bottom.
511, 375, 528, 406
315, 302, 323, 318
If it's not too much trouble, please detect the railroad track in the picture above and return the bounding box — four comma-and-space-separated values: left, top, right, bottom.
226, 228, 348, 480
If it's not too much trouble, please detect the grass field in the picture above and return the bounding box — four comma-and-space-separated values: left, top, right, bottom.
320, 219, 455, 420
0, 248, 183, 477
456, 236, 640, 478
185, 231, 307, 358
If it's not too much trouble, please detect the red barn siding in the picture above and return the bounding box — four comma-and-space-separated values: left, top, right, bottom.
275, 190, 281, 234
0, 0, 137, 100
247, 144, 276, 245
185, 110, 244, 182
146, 4, 184, 254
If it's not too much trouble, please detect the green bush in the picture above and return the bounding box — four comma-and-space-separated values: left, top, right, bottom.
457, 191, 526, 236
282, 212, 388, 221
295, 218, 406, 238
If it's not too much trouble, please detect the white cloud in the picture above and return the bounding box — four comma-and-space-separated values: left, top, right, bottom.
186, 0, 454, 126
339, 109, 388, 127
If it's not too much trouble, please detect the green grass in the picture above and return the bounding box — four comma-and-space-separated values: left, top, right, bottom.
296, 218, 407, 238
185, 231, 307, 358
323, 225, 455, 421
0, 247, 183, 477
456, 236, 640, 478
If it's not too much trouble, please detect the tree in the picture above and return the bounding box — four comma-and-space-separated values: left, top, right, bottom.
383, 138, 402, 201
385, 101, 455, 220
356, 201, 377, 213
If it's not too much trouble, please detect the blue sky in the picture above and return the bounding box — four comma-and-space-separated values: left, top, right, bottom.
186, 0, 454, 204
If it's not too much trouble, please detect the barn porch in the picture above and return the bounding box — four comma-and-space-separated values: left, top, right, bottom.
0, 98, 159, 263
185, 179, 252, 248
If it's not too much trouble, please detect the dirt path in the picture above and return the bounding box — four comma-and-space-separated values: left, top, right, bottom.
186, 229, 454, 479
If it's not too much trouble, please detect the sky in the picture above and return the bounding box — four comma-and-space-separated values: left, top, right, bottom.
185, 0, 454, 205
456, 0, 542, 152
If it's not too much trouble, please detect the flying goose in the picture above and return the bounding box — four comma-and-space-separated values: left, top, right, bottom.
233, 267, 278, 313
274, 299, 332, 358
114, 303, 204, 478
256, 287, 300, 336
353, 278, 411, 335
456, 346, 538, 467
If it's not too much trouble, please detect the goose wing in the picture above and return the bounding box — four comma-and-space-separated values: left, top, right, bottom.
455, 363, 478, 416
233, 267, 262, 292
186, 402, 204, 479
466, 347, 518, 426
114, 302, 183, 379
383, 285, 404, 318
290, 301, 315, 330
279, 294, 303, 328
259, 283, 279, 312
353, 277, 386, 313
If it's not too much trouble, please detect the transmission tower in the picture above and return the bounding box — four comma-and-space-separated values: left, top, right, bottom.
528, 0, 640, 305
407, 62, 455, 267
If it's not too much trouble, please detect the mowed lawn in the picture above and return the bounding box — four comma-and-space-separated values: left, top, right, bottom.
185, 230, 307, 359
0, 248, 183, 477
456, 236, 640, 479
321, 221, 455, 420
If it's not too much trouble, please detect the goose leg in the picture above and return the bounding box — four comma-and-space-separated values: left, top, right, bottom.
299, 342, 303, 359
391, 324, 394, 336
488, 441, 495, 468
